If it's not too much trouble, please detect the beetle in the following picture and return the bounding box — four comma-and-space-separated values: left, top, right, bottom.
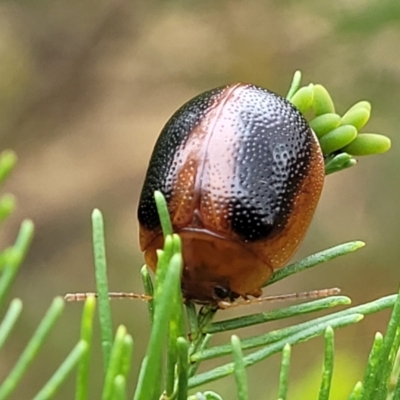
137, 83, 324, 305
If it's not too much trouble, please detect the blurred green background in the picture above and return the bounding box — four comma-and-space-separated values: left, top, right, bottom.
0, 0, 398, 399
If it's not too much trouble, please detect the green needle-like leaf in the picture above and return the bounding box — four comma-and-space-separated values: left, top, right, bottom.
0, 219, 34, 305
266, 241, 365, 287
187, 302, 199, 341
0, 248, 13, 272
177, 337, 190, 400
103, 326, 129, 400
193, 307, 218, 361
193, 306, 354, 363
92, 209, 113, 371
338, 295, 397, 317
140, 265, 154, 323
318, 327, 334, 400
195, 295, 397, 363
392, 371, 400, 400
371, 287, 400, 399
154, 190, 173, 237
166, 331, 178, 396
0, 150, 17, 186
188, 334, 212, 378
76, 295, 96, 400
156, 235, 173, 285
348, 382, 363, 400
193, 312, 340, 363
388, 338, 400, 398
0, 297, 64, 399
0, 194, 16, 224
119, 335, 133, 381
370, 295, 400, 400
189, 314, 362, 388
134, 248, 183, 400
33, 341, 87, 400
113, 375, 127, 400
277, 343, 291, 400
0, 298, 22, 350
166, 236, 186, 397
206, 296, 350, 334
231, 335, 249, 400
286, 70, 302, 100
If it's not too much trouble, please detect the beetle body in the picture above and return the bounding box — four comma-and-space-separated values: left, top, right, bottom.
138, 83, 324, 304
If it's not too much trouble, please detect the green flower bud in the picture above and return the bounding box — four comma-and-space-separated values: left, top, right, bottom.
309, 113, 341, 138
290, 85, 314, 114
312, 84, 335, 116
319, 125, 357, 155
342, 133, 391, 155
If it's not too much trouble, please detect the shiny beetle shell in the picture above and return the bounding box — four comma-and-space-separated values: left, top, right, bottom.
138, 83, 324, 304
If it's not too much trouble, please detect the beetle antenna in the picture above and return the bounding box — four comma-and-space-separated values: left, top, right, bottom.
64, 292, 152, 302
217, 287, 341, 309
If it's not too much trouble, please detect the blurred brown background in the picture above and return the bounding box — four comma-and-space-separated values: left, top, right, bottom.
0, 0, 398, 399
